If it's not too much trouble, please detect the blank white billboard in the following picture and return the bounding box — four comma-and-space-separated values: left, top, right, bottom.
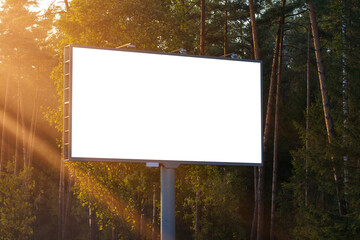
67, 46, 262, 165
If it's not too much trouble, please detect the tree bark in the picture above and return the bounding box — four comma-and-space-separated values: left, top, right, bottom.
341, 0, 349, 206
14, 65, 25, 174
308, 2, 334, 144
248, 0, 260, 60
200, 0, 205, 55
58, 158, 65, 240
257, 13, 281, 240
248, 1, 261, 238
14, 85, 20, 175
250, 167, 258, 240
64, 0, 70, 12
305, 21, 311, 207
223, 0, 228, 57
0, 57, 11, 172
308, 0, 346, 215
270, 22, 284, 240
112, 226, 116, 240
195, 189, 201, 239
140, 208, 146, 240
64, 175, 73, 239
152, 184, 158, 240
19, 91, 27, 168
27, 91, 38, 167
256, 0, 286, 238
89, 207, 97, 240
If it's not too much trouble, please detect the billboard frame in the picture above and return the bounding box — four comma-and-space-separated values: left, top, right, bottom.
63, 45, 263, 166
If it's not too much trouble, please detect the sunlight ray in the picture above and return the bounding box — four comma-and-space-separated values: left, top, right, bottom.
69, 163, 159, 238
0, 107, 59, 170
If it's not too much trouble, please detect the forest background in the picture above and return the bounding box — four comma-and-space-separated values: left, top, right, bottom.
0, 0, 360, 239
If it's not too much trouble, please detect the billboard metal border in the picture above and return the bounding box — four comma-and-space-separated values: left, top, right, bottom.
64, 45, 263, 166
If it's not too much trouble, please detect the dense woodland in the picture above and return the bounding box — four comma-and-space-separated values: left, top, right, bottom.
1, 0, 360, 239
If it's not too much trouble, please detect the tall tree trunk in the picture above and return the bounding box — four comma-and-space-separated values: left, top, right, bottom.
152, 184, 158, 240
257, 0, 286, 238
27, 95, 36, 166
19, 91, 27, 168
270, 22, 284, 240
250, 168, 258, 240
305, 21, 311, 207
140, 207, 146, 240
64, 176, 73, 239
341, 0, 349, 207
248, 0, 260, 60
223, 0, 228, 57
15, 55, 24, 174
112, 227, 116, 240
200, 0, 205, 55
64, 0, 70, 12
135, 205, 141, 240
88, 168, 97, 240
195, 189, 201, 239
0, 58, 11, 172
308, 1, 346, 215
111, 196, 116, 240
15, 67, 24, 174
58, 157, 65, 240
248, 0, 260, 238
27, 91, 38, 166
89, 207, 97, 240
14, 84, 20, 175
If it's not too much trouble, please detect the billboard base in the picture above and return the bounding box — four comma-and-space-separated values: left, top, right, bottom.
160, 163, 178, 240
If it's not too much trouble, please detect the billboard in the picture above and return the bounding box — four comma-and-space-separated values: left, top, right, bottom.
63, 45, 262, 166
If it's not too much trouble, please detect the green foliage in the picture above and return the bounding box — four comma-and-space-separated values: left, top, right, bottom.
176, 165, 249, 239
56, 0, 173, 51
0, 161, 36, 240
67, 161, 159, 239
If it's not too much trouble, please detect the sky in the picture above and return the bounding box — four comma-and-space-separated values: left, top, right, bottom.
38, 0, 55, 9
30, 0, 67, 13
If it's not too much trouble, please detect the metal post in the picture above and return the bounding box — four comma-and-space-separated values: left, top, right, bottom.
160, 163, 179, 240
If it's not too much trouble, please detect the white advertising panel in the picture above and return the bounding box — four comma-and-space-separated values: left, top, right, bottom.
66, 46, 262, 165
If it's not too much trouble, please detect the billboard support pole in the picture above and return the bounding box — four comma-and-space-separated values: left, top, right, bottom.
161, 162, 179, 240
